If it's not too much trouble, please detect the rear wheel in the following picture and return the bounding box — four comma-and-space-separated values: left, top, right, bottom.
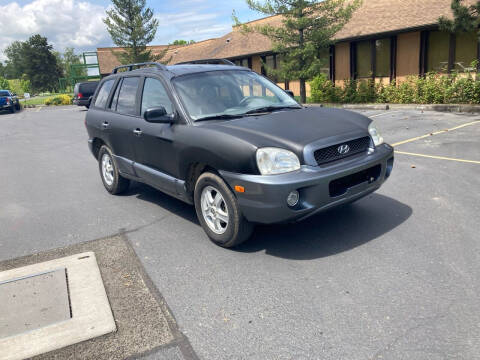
98, 145, 130, 194
194, 172, 253, 248
9, 105, 15, 113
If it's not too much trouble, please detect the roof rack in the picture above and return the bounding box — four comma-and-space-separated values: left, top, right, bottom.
111, 62, 167, 74
175, 59, 235, 66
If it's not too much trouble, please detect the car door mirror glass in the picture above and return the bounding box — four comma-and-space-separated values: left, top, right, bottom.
285, 90, 294, 98
144, 106, 174, 123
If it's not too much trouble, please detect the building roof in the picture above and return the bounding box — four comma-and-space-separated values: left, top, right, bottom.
97, 0, 462, 74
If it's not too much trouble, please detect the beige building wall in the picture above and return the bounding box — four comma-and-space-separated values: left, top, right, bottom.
251, 55, 262, 74
396, 31, 420, 82
288, 80, 311, 98
335, 42, 350, 86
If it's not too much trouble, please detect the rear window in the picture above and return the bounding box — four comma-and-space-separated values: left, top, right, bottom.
116, 77, 139, 115
0, 91, 10, 96
79, 82, 98, 93
94, 79, 115, 108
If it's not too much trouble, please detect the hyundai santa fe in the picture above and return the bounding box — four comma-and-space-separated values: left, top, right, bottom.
85, 60, 394, 247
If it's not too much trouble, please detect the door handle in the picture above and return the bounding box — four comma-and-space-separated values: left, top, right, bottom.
102, 121, 109, 129
133, 128, 142, 136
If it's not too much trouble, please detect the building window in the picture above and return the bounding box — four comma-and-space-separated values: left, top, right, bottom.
234, 58, 250, 68
375, 38, 391, 77
455, 32, 478, 72
356, 41, 372, 78
427, 31, 450, 72
318, 48, 330, 75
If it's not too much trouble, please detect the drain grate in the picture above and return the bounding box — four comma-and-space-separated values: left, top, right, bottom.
0, 269, 71, 339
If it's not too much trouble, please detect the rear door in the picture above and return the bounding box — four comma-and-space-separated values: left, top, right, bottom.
106, 76, 142, 175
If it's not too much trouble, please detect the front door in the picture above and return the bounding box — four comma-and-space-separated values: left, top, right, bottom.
132, 76, 179, 193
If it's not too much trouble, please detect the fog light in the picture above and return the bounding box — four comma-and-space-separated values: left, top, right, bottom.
287, 190, 299, 207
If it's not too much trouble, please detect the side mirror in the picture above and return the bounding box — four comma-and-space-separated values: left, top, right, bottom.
88, 96, 93, 104
285, 90, 295, 98
144, 106, 175, 123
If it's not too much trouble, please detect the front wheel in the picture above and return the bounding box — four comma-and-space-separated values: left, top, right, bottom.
194, 172, 253, 248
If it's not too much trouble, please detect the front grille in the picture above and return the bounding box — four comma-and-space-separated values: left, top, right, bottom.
313, 136, 371, 165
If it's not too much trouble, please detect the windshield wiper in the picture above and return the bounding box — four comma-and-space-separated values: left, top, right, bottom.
194, 114, 244, 122
244, 105, 302, 115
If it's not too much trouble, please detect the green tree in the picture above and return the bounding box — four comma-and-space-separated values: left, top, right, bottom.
237, 0, 360, 103
4, 41, 26, 79
104, 0, 166, 64
171, 40, 195, 45
0, 76, 9, 90
439, 0, 480, 35
21, 35, 62, 92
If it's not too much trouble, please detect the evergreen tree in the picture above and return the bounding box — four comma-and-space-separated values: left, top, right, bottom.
237, 0, 360, 103
104, 0, 166, 64
439, 0, 480, 35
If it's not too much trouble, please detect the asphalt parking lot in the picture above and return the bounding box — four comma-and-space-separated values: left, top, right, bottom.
1, 106, 479, 359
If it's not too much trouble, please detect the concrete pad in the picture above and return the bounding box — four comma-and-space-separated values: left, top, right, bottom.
0, 235, 196, 360
0, 252, 116, 360
0, 268, 71, 338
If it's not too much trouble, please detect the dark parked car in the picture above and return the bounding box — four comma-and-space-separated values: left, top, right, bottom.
0, 90, 20, 113
73, 81, 99, 108
85, 61, 394, 247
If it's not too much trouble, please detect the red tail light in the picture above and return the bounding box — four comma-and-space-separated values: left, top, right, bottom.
78, 92, 83, 99
6, 98, 10, 104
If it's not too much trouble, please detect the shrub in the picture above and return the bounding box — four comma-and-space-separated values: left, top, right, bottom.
45, 94, 72, 106
310, 73, 341, 103
308, 71, 480, 104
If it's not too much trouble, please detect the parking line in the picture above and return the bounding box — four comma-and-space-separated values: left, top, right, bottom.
369, 111, 404, 118
396, 151, 480, 164
392, 120, 480, 147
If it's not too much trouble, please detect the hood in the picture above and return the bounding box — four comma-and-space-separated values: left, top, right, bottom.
200, 106, 371, 158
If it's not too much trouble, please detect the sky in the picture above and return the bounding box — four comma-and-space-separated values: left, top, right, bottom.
0, 0, 263, 61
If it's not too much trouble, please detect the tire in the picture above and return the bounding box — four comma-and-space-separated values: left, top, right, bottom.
98, 145, 130, 194
194, 172, 253, 248
9, 105, 15, 113
15, 102, 21, 111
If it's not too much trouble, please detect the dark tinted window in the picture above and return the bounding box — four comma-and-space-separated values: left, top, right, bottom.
427, 31, 449, 72
0, 91, 10, 96
375, 38, 391, 77
141, 78, 173, 116
109, 79, 122, 110
79, 81, 99, 93
94, 79, 114, 108
116, 77, 139, 115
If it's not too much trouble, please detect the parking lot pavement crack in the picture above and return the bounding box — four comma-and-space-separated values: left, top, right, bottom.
370, 301, 455, 360
119, 214, 175, 237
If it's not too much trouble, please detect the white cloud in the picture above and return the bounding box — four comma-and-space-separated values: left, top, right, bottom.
0, 0, 109, 60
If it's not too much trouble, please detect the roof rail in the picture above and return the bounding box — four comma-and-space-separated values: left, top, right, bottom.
175, 59, 235, 66
111, 62, 167, 74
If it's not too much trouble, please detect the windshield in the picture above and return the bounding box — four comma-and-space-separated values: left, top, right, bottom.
0, 91, 10, 97
172, 70, 299, 121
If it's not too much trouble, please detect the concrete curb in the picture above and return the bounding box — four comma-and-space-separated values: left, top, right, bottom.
306, 103, 480, 113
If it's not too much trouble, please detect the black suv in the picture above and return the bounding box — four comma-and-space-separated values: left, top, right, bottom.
74, 81, 99, 108
85, 61, 394, 247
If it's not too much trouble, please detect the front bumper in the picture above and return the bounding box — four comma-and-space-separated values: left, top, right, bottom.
220, 144, 394, 224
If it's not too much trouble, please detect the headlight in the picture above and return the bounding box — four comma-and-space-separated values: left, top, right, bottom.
368, 122, 384, 146
256, 147, 300, 175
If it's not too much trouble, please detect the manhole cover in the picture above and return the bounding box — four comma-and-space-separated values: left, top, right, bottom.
0, 269, 71, 338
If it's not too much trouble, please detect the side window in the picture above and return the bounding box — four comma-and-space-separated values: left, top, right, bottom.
141, 78, 173, 116
116, 77, 140, 115
108, 79, 122, 110
94, 79, 115, 108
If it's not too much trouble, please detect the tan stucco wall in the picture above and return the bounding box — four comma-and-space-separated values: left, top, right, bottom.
396, 31, 421, 82
288, 80, 311, 98
335, 42, 350, 86
251, 55, 262, 74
